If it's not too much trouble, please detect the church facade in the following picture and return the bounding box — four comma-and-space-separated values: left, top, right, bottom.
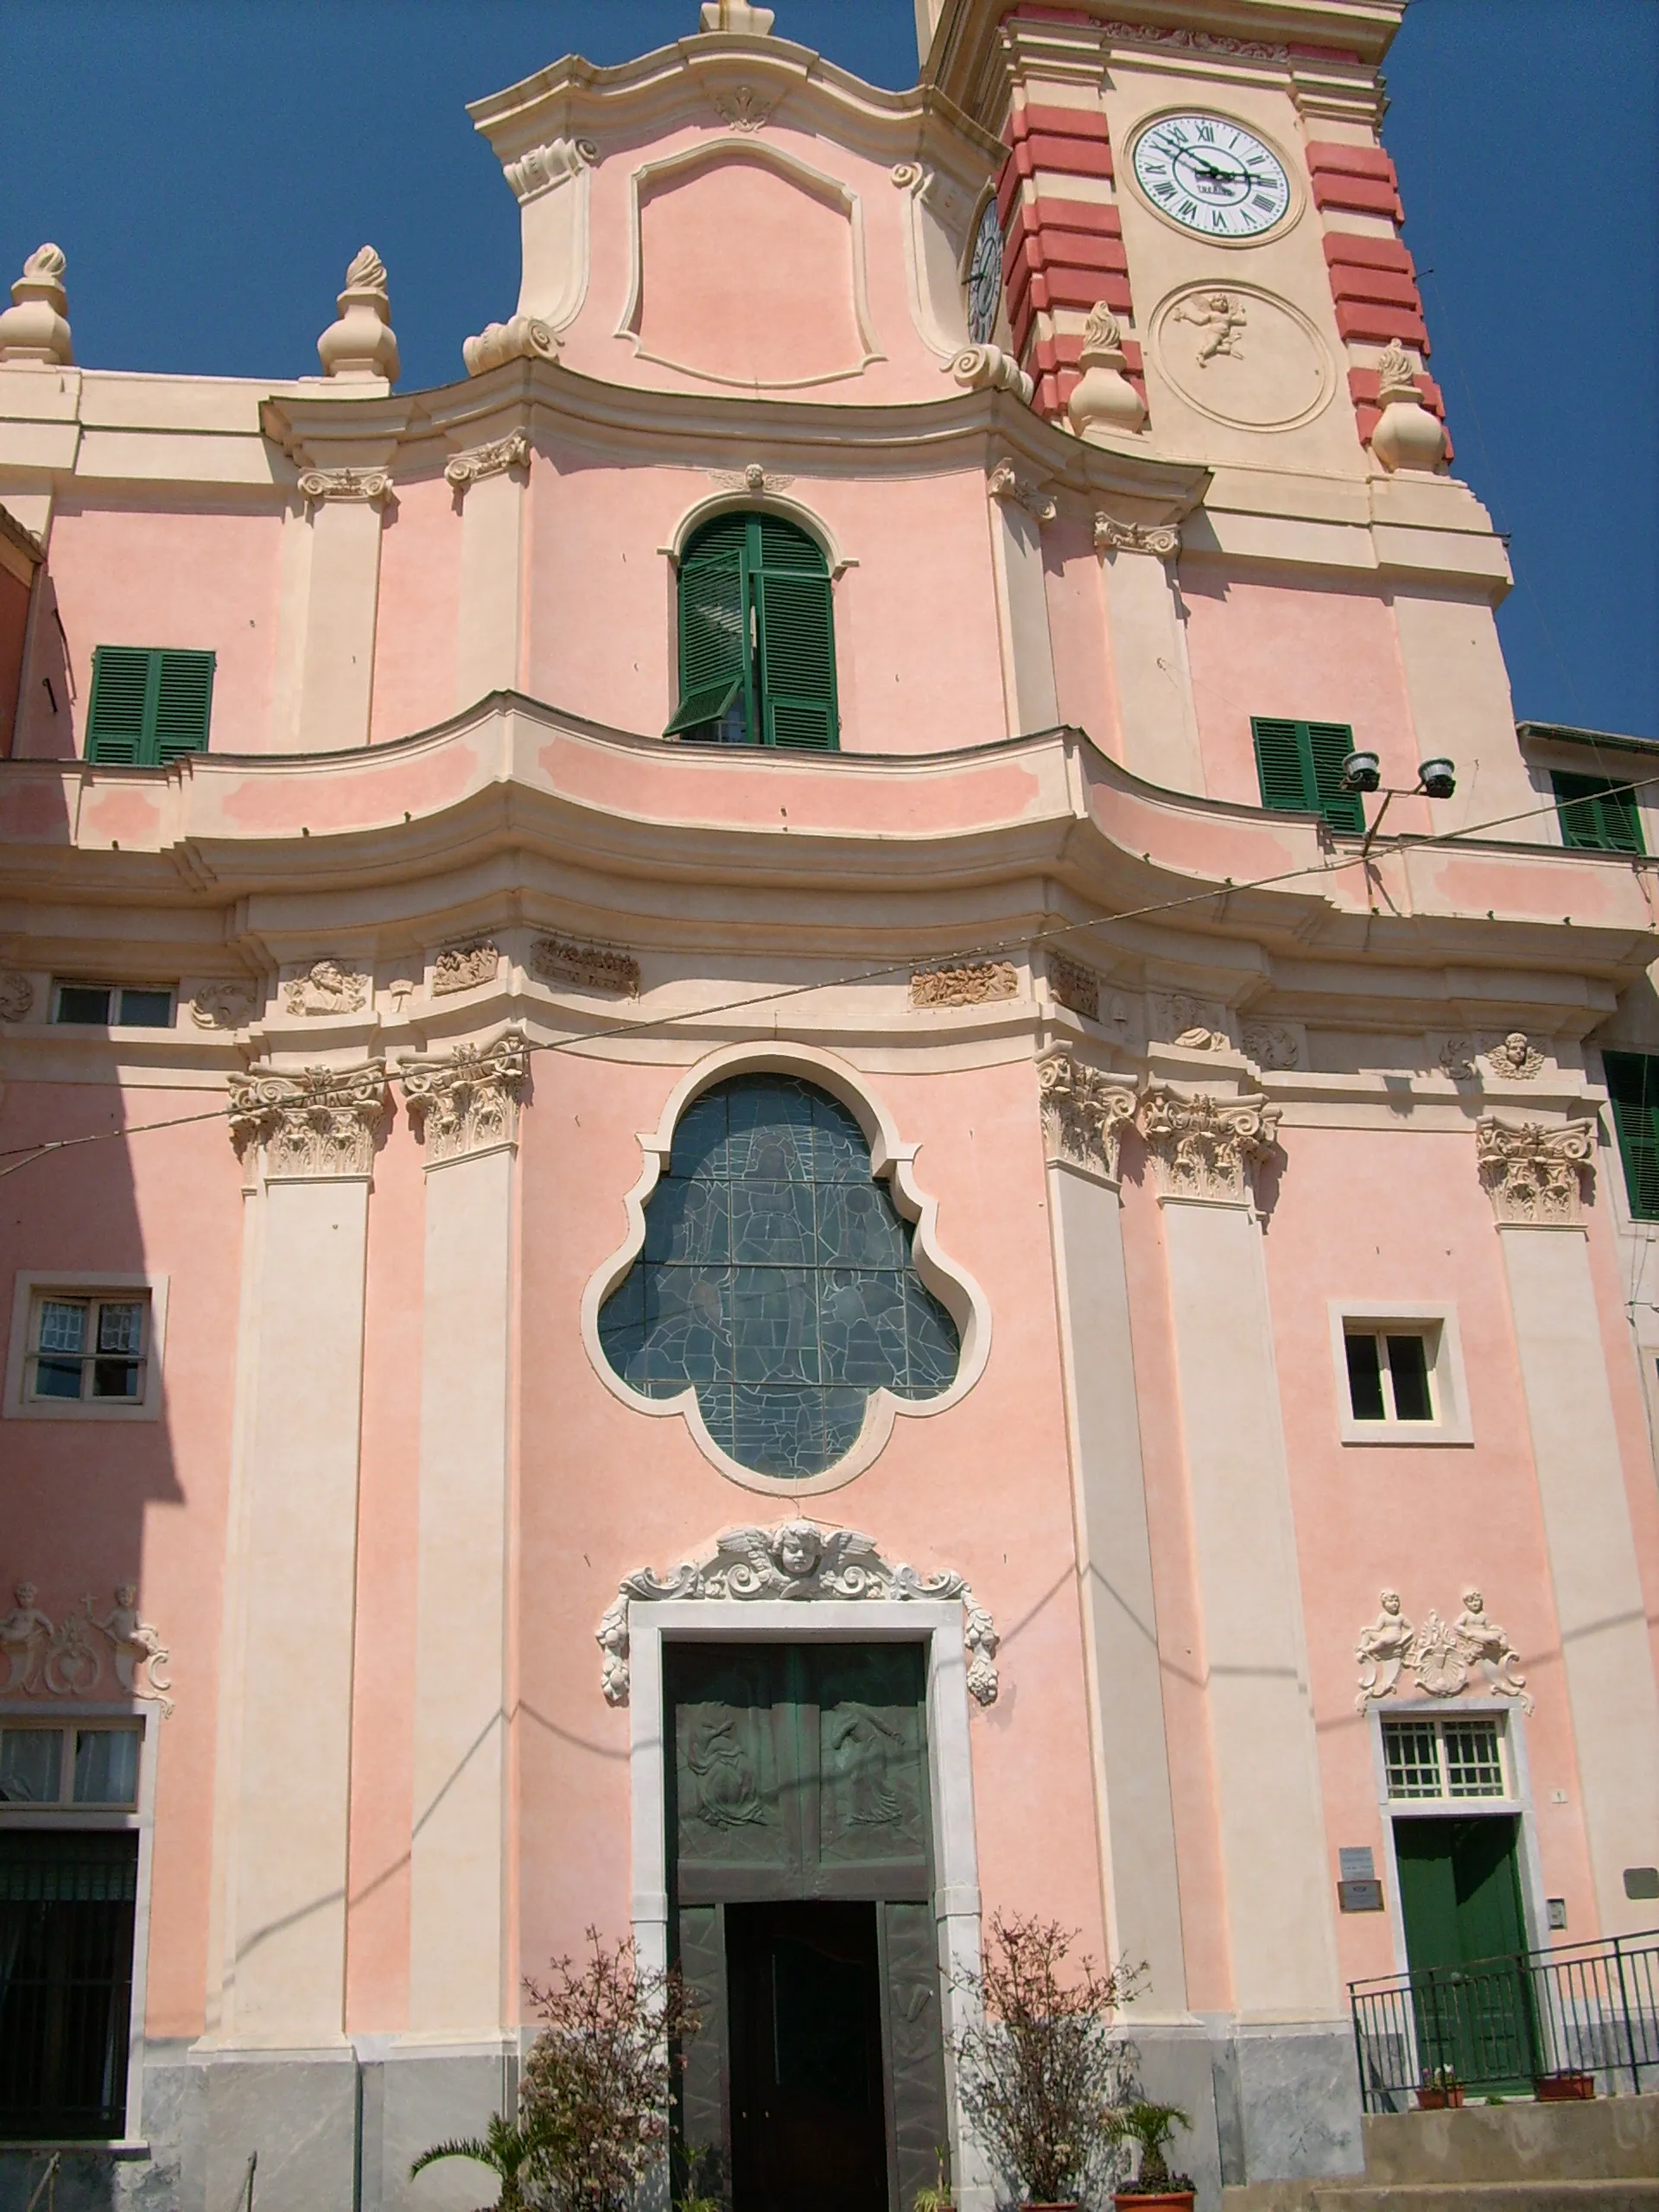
2, 3, 1657, 2209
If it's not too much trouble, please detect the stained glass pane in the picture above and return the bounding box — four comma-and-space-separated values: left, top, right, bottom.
601, 1075, 961, 1476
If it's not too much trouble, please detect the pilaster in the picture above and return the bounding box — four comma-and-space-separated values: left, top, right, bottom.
1036, 1052, 1189, 2016
1136, 1085, 1340, 2019
1478, 1116, 1659, 1934
400, 1033, 529, 2032
447, 429, 531, 709
985, 458, 1058, 737
1094, 512, 1205, 793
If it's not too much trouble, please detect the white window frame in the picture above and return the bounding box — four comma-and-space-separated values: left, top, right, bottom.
4, 1274, 169, 1422
1328, 1299, 1472, 1446
0, 1700, 160, 2149
1368, 1700, 1548, 1978
49, 981, 176, 1030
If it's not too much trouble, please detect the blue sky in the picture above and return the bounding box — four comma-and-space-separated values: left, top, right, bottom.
3, 0, 1655, 735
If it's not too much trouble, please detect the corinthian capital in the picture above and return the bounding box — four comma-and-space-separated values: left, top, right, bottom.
401, 1030, 531, 1163
1036, 1052, 1136, 1181
230, 1062, 388, 1179
1136, 1087, 1280, 1205
1476, 1116, 1595, 1225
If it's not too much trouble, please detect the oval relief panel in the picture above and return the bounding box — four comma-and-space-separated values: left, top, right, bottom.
1149, 281, 1334, 431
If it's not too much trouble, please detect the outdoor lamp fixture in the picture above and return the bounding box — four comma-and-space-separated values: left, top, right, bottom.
1418, 758, 1457, 798
1339, 750, 1382, 793
1357, 753, 1460, 865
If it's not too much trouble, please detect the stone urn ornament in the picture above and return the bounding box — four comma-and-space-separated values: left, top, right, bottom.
1369, 340, 1446, 472
1066, 302, 1147, 442
0, 244, 73, 365
316, 245, 399, 381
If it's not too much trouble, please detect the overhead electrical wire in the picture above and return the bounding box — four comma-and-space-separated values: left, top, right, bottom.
2, 762, 1656, 1185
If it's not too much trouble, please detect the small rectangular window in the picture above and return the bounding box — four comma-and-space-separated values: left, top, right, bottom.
1250, 717, 1366, 833
52, 983, 175, 1029
27, 1294, 149, 1404
1384, 1715, 1507, 1802
0, 1731, 64, 1808
0, 1727, 138, 1810
1344, 1327, 1436, 1423
73, 1729, 140, 1808
86, 645, 214, 765
1552, 770, 1645, 855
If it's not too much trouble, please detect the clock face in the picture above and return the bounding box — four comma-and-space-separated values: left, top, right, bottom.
967, 198, 1003, 344
1131, 115, 1292, 240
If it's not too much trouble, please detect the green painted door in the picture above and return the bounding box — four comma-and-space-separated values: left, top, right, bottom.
666, 1644, 949, 2212
1394, 1816, 1537, 2090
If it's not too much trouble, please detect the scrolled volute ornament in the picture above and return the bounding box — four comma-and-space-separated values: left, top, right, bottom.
1475, 1116, 1595, 1225
1036, 1052, 1136, 1179
1137, 1086, 1281, 1204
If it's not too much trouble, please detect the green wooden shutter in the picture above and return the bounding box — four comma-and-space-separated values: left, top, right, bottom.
667, 550, 750, 737
1554, 771, 1645, 855
153, 650, 215, 760
756, 568, 837, 750
1251, 716, 1363, 832
1605, 1052, 1659, 1220
86, 645, 214, 763
86, 647, 153, 764
1306, 719, 1366, 832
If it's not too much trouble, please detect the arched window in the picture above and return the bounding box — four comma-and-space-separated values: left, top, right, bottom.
665, 513, 838, 751
599, 1074, 959, 1478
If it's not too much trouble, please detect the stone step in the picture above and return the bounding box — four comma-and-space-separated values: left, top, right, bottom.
1224, 2185, 1659, 2211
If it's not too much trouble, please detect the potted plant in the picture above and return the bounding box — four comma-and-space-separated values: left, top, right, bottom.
950, 1912, 1142, 2211
912, 2149, 955, 2212
1105, 2102, 1195, 2209
1416, 2064, 1465, 2110
1534, 2069, 1596, 2102
414, 1929, 697, 2212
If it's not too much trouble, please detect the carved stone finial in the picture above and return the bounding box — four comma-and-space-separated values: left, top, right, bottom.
401, 1031, 530, 1163
461, 315, 559, 378
1037, 1052, 1136, 1181
1476, 1116, 1594, 1225
1137, 1087, 1280, 1204
1368, 340, 1446, 473
700, 0, 776, 30
0, 242, 73, 365
597, 1520, 999, 1707
229, 1062, 388, 1179
316, 245, 399, 382
946, 344, 1033, 406
1066, 302, 1146, 442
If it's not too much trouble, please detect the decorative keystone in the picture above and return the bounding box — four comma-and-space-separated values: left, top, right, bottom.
0, 244, 73, 366
316, 246, 399, 383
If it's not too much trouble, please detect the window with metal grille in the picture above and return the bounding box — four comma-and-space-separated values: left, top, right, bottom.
0, 1831, 137, 2140
1551, 771, 1644, 854
1383, 1715, 1506, 1802
665, 514, 837, 751
1603, 1052, 1659, 1221
599, 1073, 957, 1477
1250, 716, 1366, 833
85, 646, 214, 765
26, 1294, 149, 1404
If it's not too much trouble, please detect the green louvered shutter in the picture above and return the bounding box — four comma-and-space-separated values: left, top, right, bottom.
1604, 1052, 1659, 1221
153, 650, 216, 760
1554, 771, 1645, 855
1251, 716, 1363, 832
667, 549, 750, 738
755, 566, 837, 749
1306, 719, 1366, 832
86, 647, 153, 764
1252, 716, 1314, 813
86, 645, 214, 764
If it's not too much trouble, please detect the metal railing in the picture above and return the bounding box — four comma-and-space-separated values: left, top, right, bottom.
1350, 1929, 1659, 2113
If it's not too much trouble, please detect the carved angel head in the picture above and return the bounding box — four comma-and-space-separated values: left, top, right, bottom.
773, 1522, 823, 1579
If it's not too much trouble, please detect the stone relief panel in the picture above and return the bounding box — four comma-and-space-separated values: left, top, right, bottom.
1150, 282, 1335, 433
282, 958, 370, 1018
1476, 1117, 1595, 1225
1047, 953, 1102, 1022
1, 1582, 173, 1714
1436, 1032, 1548, 1084
1036, 1052, 1136, 1181
1149, 991, 1231, 1050
597, 1519, 998, 1708
1138, 1088, 1281, 1205
188, 978, 260, 1031
429, 938, 501, 996
910, 962, 1018, 1010
229, 1062, 388, 1179
1242, 1020, 1302, 1072
530, 935, 640, 995
1355, 1586, 1532, 1714
401, 1031, 530, 1163
0, 973, 36, 1021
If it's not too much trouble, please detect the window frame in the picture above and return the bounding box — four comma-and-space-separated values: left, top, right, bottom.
1327, 1300, 1471, 1446
666, 512, 840, 753
1549, 768, 1646, 855
1600, 1050, 1659, 1224
50, 982, 175, 1031
84, 645, 215, 767
4, 1274, 169, 1424
1381, 1713, 1510, 1803
1249, 715, 1367, 833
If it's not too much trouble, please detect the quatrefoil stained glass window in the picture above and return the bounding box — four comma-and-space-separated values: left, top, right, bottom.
599, 1075, 961, 1478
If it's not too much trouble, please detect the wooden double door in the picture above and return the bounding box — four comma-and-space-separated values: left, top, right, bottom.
666, 1643, 950, 2212
1395, 1815, 1535, 2090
